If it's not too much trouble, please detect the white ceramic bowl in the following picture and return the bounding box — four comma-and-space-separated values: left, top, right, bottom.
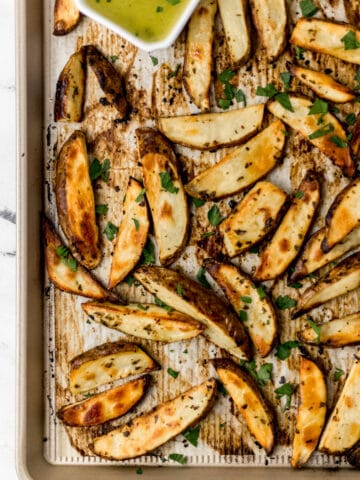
75, 0, 200, 51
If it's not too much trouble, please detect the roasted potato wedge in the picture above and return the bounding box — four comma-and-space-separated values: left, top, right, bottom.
58, 376, 149, 427
82, 301, 204, 342
183, 0, 217, 112
204, 260, 277, 357
291, 66, 355, 104
291, 357, 327, 468
319, 357, 360, 455
44, 218, 115, 300
136, 128, 189, 265
134, 266, 251, 359
254, 171, 320, 282
322, 178, 360, 252
347, 442, 360, 468
291, 227, 360, 282
109, 178, 149, 288
268, 96, 354, 177
219, 181, 287, 257
294, 251, 360, 318
214, 358, 275, 454
91, 378, 217, 460
249, 0, 287, 61
53, 0, 81, 36
54, 47, 86, 122
56, 130, 101, 270
290, 19, 360, 65
185, 120, 285, 200
158, 104, 264, 150
299, 313, 360, 347
350, 115, 360, 157
218, 0, 250, 66
87, 45, 128, 119
70, 342, 158, 395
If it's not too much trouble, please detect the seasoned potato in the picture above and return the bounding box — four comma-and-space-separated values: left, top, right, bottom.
350, 115, 360, 156
218, 0, 250, 66
58, 376, 149, 427
82, 301, 204, 342
70, 342, 159, 395
91, 379, 217, 460
53, 0, 81, 36
298, 313, 360, 347
55, 130, 101, 270
185, 120, 286, 200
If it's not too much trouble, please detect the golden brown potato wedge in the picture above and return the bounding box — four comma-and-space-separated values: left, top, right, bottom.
254, 171, 320, 282
204, 260, 277, 357
322, 178, 360, 252
298, 313, 360, 347
249, 0, 287, 61
185, 120, 285, 200
70, 341, 158, 395
44, 218, 115, 300
268, 96, 354, 177
109, 178, 149, 288
91, 378, 217, 460
56, 130, 101, 270
183, 0, 217, 112
291, 227, 360, 282
291, 357, 327, 468
53, 0, 81, 36
319, 357, 360, 455
158, 104, 264, 150
82, 301, 204, 342
136, 128, 189, 265
219, 181, 287, 257
87, 45, 128, 119
293, 251, 360, 318
54, 47, 86, 122
58, 376, 149, 427
214, 358, 275, 454
291, 66, 355, 104
134, 266, 251, 360
290, 19, 360, 65
218, 0, 250, 67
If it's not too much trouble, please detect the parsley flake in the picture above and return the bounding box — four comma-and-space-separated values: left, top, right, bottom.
257, 286, 267, 299
280, 71, 292, 91
167, 367, 180, 379
176, 283, 184, 296
308, 122, 334, 139
239, 310, 248, 322
345, 113, 357, 126
135, 188, 146, 203
275, 383, 296, 411
103, 222, 118, 241
208, 205, 222, 226
192, 197, 205, 208
275, 340, 300, 360
167, 64, 181, 79
140, 238, 156, 265
196, 267, 211, 289
90, 158, 110, 182
169, 453, 186, 464
334, 367, 345, 381
132, 218, 140, 230
276, 92, 294, 112
256, 83, 278, 98
154, 296, 173, 312
275, 295, 297, 310
183, 425, 200, 447
329, 135, 348, 147
308, 98, 328, 116
307, 317, 321, 343
240, 295, 252, 304
136, 467, 143, 475
341, 30, 360, 50
150, 55, 158, 65
300, 0, 318, 18
160, 171, 179, 193
95, 204, 108, 215
295, 191, 304, 199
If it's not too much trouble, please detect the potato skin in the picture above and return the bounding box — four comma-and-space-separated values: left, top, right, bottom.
53, 0, 81, 36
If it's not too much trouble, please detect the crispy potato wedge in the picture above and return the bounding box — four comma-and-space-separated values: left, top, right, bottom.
44, 218, 115, 300
58, 376, 149, 427
70, 342, 158, 395
109, 178, 149, 288
290, 19, 360, 65
350, 115, 360, 157
294, 251, 360, 318
134, 266, 251, 359
268, 96, 354, 177
185, 120, 285, 200
249, 0, 287, 61
87, 45, 128, 119
319, 357, 360, 455
136, 128, 189, 265
158, 104, 264, 150
291, 66, 355, 104
183, 0, 217, 112
204, 260, 277, 357
291, 227, 360, 282
91, 378, 217, 460
254, 171, 320, 282
299, 313, 360, 347
291, 357, 327, 468
56, 130, 101, 270
214, 358, 275, 454
53, 0, 81, 36
219, 181, 287, 257
322, 178, 360, 252
54, 47, 86, 122
218, 0, 250, 67
82, 301, 204, 342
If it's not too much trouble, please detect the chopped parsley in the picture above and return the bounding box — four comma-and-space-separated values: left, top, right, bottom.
275, 295, 297, 310
135, 188, 146, 203
196, 267, 211, 289
136, 467, 143, 475
240, 295, 252, 304
280, 71, 292, 91
95, 204, 108, 215
256, 286, 267, 299
167, 367, 180, 379
183, 425, 200, 446
150, 55, 158, 65
137, 304, 149, 311
168, 453, 186, 464
192, 197, 205, 208
160, 171, 179, 193
90, 158, 110, 182
275, 340, 301, 360
308, 98, 328, 116
275, 383, 296, 411
124, 275, 135, 286
201, 231, 215, 238
276, 92, 294, 112
329, 135, 348, 147
103, 222, 118, 241
154, 296, 173, 312
334, 367, 345, 381
345, 113, 357, 126
341, 30, 360, 50
140, 238, 156, 265
167, 63, 181, 79
132, 218, 140, 230
109, 55, 118, 63
295, 190, 304, 199
256, 83, 278, 98
239, 310, 248, 322
300, 0, 318, 18
208, 205, 222, 226
240, 360, 273, 387
55, 245, 78, 272
290, 282, 303, 289
176, 283, 184, 296
307, 317, 321, 343
217, 69, 246, 109
295, 46, 305, 60
308, 122, 334, 139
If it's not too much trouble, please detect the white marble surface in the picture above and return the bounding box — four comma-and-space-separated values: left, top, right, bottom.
0, 1, 17, 478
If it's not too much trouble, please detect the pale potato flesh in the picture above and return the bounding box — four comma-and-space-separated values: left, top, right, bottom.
54, 0, 80, 35
299, 313, 360, 347
218, 0, 250, 66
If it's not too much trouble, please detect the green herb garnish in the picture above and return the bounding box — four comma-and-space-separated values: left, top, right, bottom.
168, 453, 186, 464
192, 197, 205, 208
329, 135, 348, 147
132, 218, 140, 230
239, 310, 248, 322
150, 55, 158, 65
341, 30, 360, 50
154, 296, 173, 312
208, 205, 222, 226
334, 367, 345, 381
345, 113, 357, 126
280, 71, 292, 91
167, 63, 181, 79
176, 283, 184, 296
275, 295, 297, 310
196, 267, 211, 289
90, 158, 110, 182
95, 204, 108, 215
308, 122, 334, 139
160, 171, 179, 193
308, 98, 328, 116
167, 367, 180, 379
275, 340, 301, 360
240, 296, 252, 304
307, 317, 321, 343
276, 92, 294, 112
275, 383, 296, 411
183, 425, 200, 447
135, 188, 146, 203
256, 83, 278, 98
140, 238, 156, 265
103, 222, 118, 241
300, 0, 318, 17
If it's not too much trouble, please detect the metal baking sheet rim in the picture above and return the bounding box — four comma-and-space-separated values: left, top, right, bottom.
14, 0, 358, 478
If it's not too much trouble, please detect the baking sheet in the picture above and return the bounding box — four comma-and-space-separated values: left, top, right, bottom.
43, 0, 360, 469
